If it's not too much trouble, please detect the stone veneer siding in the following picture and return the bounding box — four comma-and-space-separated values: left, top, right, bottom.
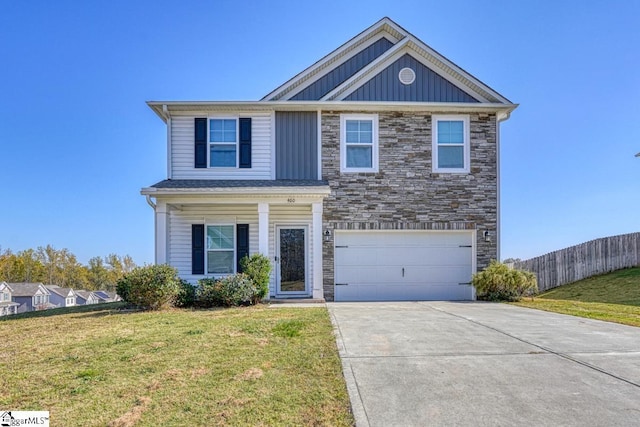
321, 111, 498, 301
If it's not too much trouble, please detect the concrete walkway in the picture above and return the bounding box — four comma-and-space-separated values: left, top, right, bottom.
328, 302, 640, 427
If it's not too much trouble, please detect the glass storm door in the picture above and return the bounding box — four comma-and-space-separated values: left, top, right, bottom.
276, 226, 308, 296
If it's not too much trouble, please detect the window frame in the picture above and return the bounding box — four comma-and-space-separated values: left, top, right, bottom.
208, 117, 239, 168
205, 224, 237, 276
340, 114, 379, 173
432, 115, 470, 174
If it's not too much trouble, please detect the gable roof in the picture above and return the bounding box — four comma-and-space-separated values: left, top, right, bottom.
8, 283, 50, 297
45, 286, 76, 298
263, 17, 511, 105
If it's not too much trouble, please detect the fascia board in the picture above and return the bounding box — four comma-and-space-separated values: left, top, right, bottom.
141, 186, 332, 197
261, 17, 407, 101
147, 100, 517, 115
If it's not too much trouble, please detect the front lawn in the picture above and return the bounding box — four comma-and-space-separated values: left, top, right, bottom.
513, 267, 640, 327
0, 305, 354, 426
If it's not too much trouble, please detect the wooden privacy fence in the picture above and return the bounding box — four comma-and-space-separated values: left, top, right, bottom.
512, 232, 640, 292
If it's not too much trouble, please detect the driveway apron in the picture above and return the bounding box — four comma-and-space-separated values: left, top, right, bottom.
328, 302, 640, 427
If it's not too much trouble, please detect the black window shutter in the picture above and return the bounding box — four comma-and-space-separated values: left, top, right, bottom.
192, 224, 205, 275
194, 118, 207, 168
236, 224, 249, 273
239, 118, 252, 168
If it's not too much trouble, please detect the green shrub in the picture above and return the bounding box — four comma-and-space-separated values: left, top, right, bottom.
472, 260, 538, 301
195, 274, 258, 307
240, 253, 272, 303
174, 279, 197, 308
116, 264, 181, 310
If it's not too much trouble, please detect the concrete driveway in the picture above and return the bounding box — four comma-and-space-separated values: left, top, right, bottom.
328, 302, 640, 427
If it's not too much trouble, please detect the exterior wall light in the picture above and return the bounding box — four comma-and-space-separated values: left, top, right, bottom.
324, 229, 331, 242
483, 230, 491, 242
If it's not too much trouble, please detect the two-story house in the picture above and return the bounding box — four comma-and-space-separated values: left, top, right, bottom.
8, 283, 53, 313
0, 282, 20, 316
142, 17, 516, 302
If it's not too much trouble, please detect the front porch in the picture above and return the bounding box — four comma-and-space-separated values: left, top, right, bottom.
142, 180, 330, 300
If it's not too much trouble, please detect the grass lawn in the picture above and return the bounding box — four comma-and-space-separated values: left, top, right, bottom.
0, 304, 354, 426
513, 267, 640, 327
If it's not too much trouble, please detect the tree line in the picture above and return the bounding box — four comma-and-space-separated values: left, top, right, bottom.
0, 245, 138, 292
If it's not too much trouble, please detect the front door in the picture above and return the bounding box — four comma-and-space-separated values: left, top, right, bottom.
276, 226, 308, 296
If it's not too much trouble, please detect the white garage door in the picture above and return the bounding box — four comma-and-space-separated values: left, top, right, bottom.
334, 231, 475, 301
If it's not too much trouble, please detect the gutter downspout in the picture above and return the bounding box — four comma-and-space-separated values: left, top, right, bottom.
145, 195, 156, 210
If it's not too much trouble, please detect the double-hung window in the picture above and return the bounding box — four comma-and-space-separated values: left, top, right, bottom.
209, 118, 237, 167
340, 114, 379, 173
432, 115, 470, 173
206, 225, 235, 274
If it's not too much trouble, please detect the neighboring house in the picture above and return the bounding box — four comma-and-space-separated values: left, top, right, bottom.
8, 283, 54, 313
142, 17, 516, 302
45, 285, 77, 308
0, 282, 20, 316
93, 291, 122, 303
75, 290, 100, 305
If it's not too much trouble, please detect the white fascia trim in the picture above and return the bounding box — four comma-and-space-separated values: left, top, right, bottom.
141, 186, 331, 197
148, 101, 518, 116
261, 17, 408, 101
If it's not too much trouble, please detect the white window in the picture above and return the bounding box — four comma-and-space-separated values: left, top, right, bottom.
432, 115, 470, 173
209, 118, 237, 167
206, 225, 235, 274
340, 114, 379, 173
1, 292, 8, 301
66, 297, 74, 306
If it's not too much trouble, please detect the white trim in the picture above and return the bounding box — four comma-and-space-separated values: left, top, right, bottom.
207, 116, 239, 169
258, 203, 269, 256
312, 202, 323, 299
205, 223, 237, 276
275, 225, 310, 297
317, 110, 322, 180
340, 113, 379, 173
431, 115, 470, 174
155, 200, 168, 264
496, 114, 505, 261
167, 116, 172, 179
148, 101, 517, 118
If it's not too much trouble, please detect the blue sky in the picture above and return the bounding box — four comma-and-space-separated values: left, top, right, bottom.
1, 0, 638, 264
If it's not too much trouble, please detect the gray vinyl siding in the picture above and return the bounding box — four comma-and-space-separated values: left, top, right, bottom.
275, 112, 318, 180
345, 54, 479, 102
290, 37, 394, 100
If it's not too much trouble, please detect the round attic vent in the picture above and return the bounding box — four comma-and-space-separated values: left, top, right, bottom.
398, 67, 416, 85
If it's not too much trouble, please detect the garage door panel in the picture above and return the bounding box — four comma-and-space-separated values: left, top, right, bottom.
334, 231, 474, 301
335, 283, 472, 302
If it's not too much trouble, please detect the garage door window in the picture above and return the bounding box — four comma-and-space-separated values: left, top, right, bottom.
340, 114, 379, 173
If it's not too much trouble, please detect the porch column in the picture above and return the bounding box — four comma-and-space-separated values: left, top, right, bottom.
258, 203, 269, 256
155, 201, 168, 265
312, 201, 324, 300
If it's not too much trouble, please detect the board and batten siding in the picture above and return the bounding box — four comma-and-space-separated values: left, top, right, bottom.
275, 112, 318, 180
345, 53, 479, 102
170, 113, 272, 179
290, 37, 394, 100
168, 205, 259, 283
